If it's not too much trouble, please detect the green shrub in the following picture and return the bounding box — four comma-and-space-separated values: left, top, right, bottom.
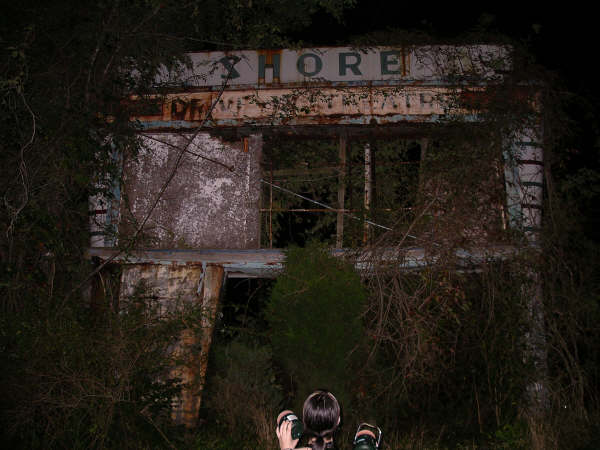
206, 339, 283, 448
266, 244, 367, 414
0, 286, 188, 449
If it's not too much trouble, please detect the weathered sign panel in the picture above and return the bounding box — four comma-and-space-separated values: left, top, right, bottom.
135, 45, 506, 130
137, 86, 453, 129
159, 46, 507, 89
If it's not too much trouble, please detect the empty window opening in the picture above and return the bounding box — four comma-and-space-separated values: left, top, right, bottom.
218, 278, 274, 339
260, 135, 423, 248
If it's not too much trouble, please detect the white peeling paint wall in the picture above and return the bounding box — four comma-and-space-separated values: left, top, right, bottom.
121, 132, 261, 249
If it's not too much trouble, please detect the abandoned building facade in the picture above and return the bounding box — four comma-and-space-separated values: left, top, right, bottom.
88, 46, 544, 426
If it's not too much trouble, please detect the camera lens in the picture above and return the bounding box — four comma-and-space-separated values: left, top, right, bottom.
277, 410, 304, 440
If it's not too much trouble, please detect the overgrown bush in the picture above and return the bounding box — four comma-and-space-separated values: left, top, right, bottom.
205, 338, 283, 449
266, 244, 367, 418
0, 283, 190, 448
360, 260, 531, 440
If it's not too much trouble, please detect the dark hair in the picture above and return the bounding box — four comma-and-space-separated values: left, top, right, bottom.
302, 390, 340, 450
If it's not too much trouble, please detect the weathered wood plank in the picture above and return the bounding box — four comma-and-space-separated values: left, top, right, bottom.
88, 246, 518, 278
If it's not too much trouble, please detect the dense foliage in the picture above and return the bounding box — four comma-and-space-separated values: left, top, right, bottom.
266, 245, 367, 413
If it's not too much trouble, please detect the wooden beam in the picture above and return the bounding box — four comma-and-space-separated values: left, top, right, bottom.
89, 246, 519, 278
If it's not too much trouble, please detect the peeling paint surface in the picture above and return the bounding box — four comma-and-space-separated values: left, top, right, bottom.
121, 133, 261, 248
90, 246, 518, 278
506, 127, 544, 238
134, 86, 460, 130
119, 264, 203, 308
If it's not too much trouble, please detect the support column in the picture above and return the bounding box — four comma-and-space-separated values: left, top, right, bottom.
171, 264, 225, 427
89, 148, 121, 248
505, 125, 548, 414
523, 268, 548, 414
504, 128, 544, 240
363, 142, 372, 245
336, 134, 347, 248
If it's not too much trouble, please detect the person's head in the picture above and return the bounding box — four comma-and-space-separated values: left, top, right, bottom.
302, 390, 341, 450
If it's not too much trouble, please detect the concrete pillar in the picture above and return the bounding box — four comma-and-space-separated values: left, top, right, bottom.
504, 125, 549, 413
119, 263, 226, 427
336, 134, 347, 248
171, 264, 225, 427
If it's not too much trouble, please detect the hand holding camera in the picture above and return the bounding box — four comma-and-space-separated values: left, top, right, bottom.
278, 410, 304, 440
276, 410, 305, 450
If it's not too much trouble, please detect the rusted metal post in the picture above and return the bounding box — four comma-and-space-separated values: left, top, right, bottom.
418, 138, 428, 191
171, 264, 225, 428
523, 268, 548, 414
336, 134, 347, 248
269, 159, 274, 248
363, 142, 372, 245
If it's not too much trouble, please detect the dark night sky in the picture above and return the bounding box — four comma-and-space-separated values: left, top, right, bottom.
299, 2, 599, 236
305, 3, 594, 87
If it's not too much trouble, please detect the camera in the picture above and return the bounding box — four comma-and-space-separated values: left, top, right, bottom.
277, 410, 304, 440
353, 423, 382, 450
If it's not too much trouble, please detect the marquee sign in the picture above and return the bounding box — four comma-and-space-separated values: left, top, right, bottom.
135, 46, 507, 129
158, 45, 507, 90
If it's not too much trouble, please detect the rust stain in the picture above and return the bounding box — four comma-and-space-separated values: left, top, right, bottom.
162, 98, 171, 121
168, 95, 211, 121
401, 46, 407, 77
257, 49, 283, 85
131, 86, 454, 128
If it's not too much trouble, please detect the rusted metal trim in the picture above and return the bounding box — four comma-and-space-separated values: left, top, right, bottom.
161, 80, 503, 94
517, 159, 544, 166
134, 114, 474, 131
336, 134, 347, 248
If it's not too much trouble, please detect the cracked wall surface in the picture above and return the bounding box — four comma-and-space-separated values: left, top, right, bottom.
121, 132, 261, 249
